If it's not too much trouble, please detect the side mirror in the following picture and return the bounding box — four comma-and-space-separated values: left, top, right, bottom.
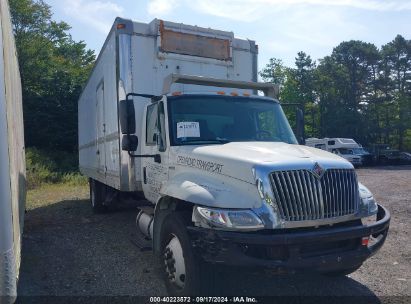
119, 99, 136, 134
296, 108, 305, 145
122, 135, 138, 152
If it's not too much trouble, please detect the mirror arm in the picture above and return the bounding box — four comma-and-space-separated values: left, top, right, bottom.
126, 93, 162, 102
128, 150, 161, 163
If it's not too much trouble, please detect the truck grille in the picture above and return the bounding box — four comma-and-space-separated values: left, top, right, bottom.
269, 169, 359, 221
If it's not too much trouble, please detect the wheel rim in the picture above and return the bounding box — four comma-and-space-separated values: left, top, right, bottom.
164, 234, 186, 289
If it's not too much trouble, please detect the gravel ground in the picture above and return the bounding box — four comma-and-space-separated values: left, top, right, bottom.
17, 167, 410, 302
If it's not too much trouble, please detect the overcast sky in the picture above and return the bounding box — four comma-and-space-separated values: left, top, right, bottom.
46, 0, 411, 69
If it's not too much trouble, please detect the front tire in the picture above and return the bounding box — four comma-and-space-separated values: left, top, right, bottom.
160, 212, 215, 295
89, 178, 107, 213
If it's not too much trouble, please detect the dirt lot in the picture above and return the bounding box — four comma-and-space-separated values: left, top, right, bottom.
17, 167, 410, 302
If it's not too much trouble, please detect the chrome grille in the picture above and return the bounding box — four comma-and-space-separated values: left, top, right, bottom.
269, 169, 359, 221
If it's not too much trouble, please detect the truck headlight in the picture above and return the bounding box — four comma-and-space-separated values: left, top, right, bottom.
358, 183, 378, 214
195, 206, 264, 230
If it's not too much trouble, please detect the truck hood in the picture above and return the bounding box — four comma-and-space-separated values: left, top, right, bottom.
172, 142, 353, 184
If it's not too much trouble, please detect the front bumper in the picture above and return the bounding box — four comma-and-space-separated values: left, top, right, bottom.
188, 204, 390, 274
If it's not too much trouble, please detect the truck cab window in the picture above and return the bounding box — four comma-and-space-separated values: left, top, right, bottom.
146, 104, 158, 145
168, 95, 297, 145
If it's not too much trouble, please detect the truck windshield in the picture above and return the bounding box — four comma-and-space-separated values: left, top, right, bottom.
168, 95, 298, 145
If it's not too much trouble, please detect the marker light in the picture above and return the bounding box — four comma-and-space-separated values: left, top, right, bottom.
243, 92, 250, 96
362, 237, 369, 246
117, 24, 126, 29
172, 91, 182, 96
217, 91, 226, 95
230, 92, 239, 96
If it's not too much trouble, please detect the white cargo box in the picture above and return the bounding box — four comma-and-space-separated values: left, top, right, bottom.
78, 18, 258, 191
0, 0, 26, 298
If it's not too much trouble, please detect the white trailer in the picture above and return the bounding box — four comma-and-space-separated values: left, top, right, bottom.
305, 137, 362, 166
79, 18, 389, 295
0, 0, 26, 302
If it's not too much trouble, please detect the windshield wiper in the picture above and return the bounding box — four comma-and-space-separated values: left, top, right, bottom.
180, 138, 230, 144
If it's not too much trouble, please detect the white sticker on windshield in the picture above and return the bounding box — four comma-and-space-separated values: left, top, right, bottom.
177, 121, 200, 138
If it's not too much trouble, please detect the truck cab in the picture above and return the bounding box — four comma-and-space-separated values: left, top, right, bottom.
118, 75, 390, 295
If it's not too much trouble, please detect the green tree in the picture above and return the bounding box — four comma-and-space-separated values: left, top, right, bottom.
291, 52, 317, 137
10, 0, 95, 152
380, 35, 411, 150
260, 58, 287, 86
330, 40, 380, 142
259, 57, 300, 132
260, 37, 411, 151
294, 51, 316, 103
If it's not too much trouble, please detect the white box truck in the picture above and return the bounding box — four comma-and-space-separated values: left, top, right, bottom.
78, 18, 390, 295
0, 0, 26, 302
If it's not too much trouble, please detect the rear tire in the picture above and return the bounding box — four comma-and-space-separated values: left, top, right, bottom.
89, 178, 107, 213
160, 212, 215, 295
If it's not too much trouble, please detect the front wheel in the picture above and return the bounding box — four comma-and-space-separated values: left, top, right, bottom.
160, 212, 215, 295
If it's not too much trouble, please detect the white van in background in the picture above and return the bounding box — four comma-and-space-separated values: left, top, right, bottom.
306, 138, 362, 166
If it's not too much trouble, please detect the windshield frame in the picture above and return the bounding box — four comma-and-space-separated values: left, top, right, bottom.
167, 94, 298, 146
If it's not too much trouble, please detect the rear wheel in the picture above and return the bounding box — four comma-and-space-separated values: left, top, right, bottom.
160, 212, 215, 295
89, 178, 107, 213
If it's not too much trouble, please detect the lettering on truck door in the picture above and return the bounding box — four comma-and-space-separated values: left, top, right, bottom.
141, 101, 169, 203
96, 81, 106, 175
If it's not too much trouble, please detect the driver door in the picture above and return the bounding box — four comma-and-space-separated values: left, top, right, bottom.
141, 99, 169, 203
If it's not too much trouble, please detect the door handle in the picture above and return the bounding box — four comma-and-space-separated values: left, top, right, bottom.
154, 154, 161, 163
143, 167, 147, 184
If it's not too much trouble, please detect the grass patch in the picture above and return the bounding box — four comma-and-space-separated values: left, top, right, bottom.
26, 147, 88, 189
27, 183, 89, 210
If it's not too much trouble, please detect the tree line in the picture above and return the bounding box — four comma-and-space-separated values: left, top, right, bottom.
261, 38, 411, 151
10, 0, 95, 152
10, 0, 411, 156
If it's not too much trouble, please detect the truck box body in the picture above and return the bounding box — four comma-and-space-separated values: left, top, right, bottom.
79, 18, 258, 191
0, 0, 26, 300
